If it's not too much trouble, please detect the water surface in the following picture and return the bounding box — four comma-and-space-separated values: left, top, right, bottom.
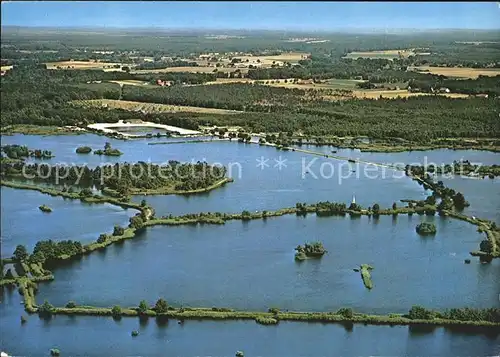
37, 214, 499, 314
1, 287, 498, 357
0, 186, 137, 257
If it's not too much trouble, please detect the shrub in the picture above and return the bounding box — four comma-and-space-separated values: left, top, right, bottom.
337, 307, 353, 319
111, 305, 122, 317
236, 351, 244, 357
268, 307, 280, 314
38, 300, 55, 318
255, 316, 278, 325
75, 146, 92, 154
65, 301, 77, 308
416, 222, 437, 236
79, 188, 93, 197
131, 330, 139, 337
50, 348, 60, 356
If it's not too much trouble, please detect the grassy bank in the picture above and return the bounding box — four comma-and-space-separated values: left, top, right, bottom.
359, 264, 374, 289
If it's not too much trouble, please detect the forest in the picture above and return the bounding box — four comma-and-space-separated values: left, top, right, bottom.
1, 64, 499, 140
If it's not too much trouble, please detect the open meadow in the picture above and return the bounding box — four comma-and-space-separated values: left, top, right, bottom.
411, 66, 500, 79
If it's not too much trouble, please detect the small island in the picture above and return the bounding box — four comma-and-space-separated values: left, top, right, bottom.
75, 146, 92, 154
94, 142, 123, 156
1, 144, 54, 160
357, 264, 374, 289
416, 222, 437, 236
294, 241, 326, 261
38, 205, 52, 213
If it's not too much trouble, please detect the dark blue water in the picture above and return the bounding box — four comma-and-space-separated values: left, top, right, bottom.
440, 176, 500, 224
37, 214, 500, 314
1, 287, 498, 357
0, 186, 137, 258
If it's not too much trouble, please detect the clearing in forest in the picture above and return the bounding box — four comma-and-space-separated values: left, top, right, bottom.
72, 99, 242, 114
343, 49, 419, 60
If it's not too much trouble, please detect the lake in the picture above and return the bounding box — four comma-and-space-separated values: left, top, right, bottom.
1, 134, 499, 355
36, 214, 500, 314
1, 287, 498, 357
0, 186, 137, 258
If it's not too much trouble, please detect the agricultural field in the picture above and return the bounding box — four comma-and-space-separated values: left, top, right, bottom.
109, 79, 150, 87
343, 49, 419, 60
45, 60, 130, 70
203, 78, 363, 90
350, 89, 471, 100
130, 66, 244, 74
411, 66, 500, 79
73, 98, 242, 114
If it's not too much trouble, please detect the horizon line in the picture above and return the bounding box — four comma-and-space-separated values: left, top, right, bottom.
2, 25, 500, 33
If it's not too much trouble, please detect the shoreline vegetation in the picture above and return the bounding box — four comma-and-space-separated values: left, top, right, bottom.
1, 123, 499, 153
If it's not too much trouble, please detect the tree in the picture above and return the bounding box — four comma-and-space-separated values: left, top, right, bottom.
154, 298, 168, 313
138, 300, 149, 315
479, 240, 493, 254
97, 234, 108, 243
372, 203, 380, 214
113, 225, 125, 236
38, 300, 55, 318
111, 305, 122, 317
241, 210, 251, 220
392, 202, 397, 210
337, 307, 353, 319
29, 251, 46, 264
408, 305, 433, 320
140, 199, 147, 207
452, 192, 467, 209
129, 215, 144, 229
425, 195, 436, 205
104, 142, 112, 150
13, 245, 28, 261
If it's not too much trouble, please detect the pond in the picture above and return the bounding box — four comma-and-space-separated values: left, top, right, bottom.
36, 214, 500, 314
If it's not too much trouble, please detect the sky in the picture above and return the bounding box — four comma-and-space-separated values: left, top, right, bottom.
1, 1, 500, 31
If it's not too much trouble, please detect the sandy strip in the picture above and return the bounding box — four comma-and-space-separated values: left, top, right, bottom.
88, 120, 200, 136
